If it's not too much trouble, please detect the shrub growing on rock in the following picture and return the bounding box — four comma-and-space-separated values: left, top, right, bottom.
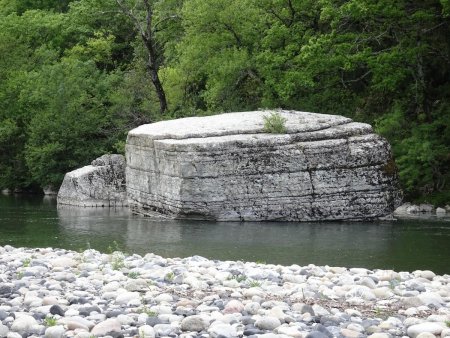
263, 112, 287, 134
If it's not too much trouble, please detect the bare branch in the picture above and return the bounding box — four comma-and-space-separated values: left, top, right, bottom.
286, 0, 297, 26
267, 8, 288, 27
116, 0, 146, 38
343, 70, 372, 86
223, 23, 242, 46
154, 15, 180, 32
422, 21, 446, 34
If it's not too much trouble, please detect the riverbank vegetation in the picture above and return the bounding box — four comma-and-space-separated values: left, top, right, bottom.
0, 0, 448, 204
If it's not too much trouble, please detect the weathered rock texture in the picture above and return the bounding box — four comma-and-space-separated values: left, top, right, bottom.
126, 111, 402, 221
57, 154, 127, 207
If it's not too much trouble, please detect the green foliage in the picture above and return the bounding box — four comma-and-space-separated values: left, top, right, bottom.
44, 316, 58, 327
228, 274, 247, 283
111, 251, 125, 270
0, 0, 73, 14
128, 271, 140, 279
164, 272, 175, 282
107, 240, 123, 254
263, 112, 287, 134
138, 306, 157, 317
247, 279, 262, 287
23, 58, 123, 187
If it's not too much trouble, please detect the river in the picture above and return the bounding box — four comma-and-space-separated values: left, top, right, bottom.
0, 194, 449, 274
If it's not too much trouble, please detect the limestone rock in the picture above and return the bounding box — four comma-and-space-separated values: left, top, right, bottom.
57, 154, 127, 207
436, 207, 446, 214
10, 315, 38, 335
90, 318, 121, 336
208, 323, 237, 338
255, 316, 282, 330
45, 325, 65, 338
407, 322, 444, 338
126, 110, 402, 221
419, 204, 435, 213
181, 315, 209, 332
138, 325, 156, 338
0, 324, 9, 337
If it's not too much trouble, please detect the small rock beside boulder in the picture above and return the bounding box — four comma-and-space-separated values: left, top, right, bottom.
394, 202, 447, 217
57, 154, 127, 207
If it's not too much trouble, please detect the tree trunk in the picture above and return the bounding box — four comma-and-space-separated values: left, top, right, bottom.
148, 57, 168, 114
142, 36, 168, 114
116, 0, 168, 115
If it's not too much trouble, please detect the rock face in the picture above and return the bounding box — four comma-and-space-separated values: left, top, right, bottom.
126, 110, 402, 221
57, 154, 127, 207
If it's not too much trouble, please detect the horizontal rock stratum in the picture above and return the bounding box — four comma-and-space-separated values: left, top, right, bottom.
126, 110, 402, 221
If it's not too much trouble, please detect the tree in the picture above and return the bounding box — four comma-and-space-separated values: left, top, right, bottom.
0, 9, 67, 190
24, 58, 123, 188
115, 0, 170, 114
0, 0, 140, 190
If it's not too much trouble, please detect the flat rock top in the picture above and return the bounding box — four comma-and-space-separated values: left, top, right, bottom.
128, 110, 353, 141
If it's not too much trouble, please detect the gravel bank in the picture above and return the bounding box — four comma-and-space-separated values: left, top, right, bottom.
0, 246, 449, 338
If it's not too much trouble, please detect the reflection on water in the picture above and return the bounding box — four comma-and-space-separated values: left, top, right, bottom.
1, 194, 449, 274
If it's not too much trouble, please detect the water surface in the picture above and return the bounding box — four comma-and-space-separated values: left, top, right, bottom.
1, 194, 449, 274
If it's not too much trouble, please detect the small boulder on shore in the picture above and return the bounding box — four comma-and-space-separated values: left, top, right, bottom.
57, 154, 127, 207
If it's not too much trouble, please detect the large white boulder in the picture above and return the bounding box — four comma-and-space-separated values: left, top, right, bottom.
126, 110, 402, 221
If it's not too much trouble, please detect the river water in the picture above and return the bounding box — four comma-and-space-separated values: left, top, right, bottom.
0, 194, 449, 274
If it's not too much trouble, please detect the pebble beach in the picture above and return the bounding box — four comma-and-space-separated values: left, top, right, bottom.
0, 246, 449, 338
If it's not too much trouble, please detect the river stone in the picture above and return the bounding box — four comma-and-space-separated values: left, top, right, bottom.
414, 270, 436, 280
90, 318, 122, 336
255, 316, 282, 330
45, 325, 65, 338
61, 316, 95, 330
138, 325, 156, 338
306, 332, 330, 338
341, 328, 362, 338
10, 314, 38, 335
115, 291, 140, 305
224, 299, 245, 314
407, 323, 444, 338
181, 315, 209, 332
49, 305, 65, 316
276, 326, 303, 337
367, 334, 390, 338
436, 207, 446, 214
57, 154, 127, 207
6, 333, 22, 338
416, 333, 437, 338
154, 324, 176, 336
0, 285, 13, 296
126, 110, 401, 221
208, 322, 237, 338
0, 324, 9, 337
416, 292, 445, 307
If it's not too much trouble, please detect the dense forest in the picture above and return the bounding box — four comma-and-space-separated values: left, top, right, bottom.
0, 0, 449, 204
